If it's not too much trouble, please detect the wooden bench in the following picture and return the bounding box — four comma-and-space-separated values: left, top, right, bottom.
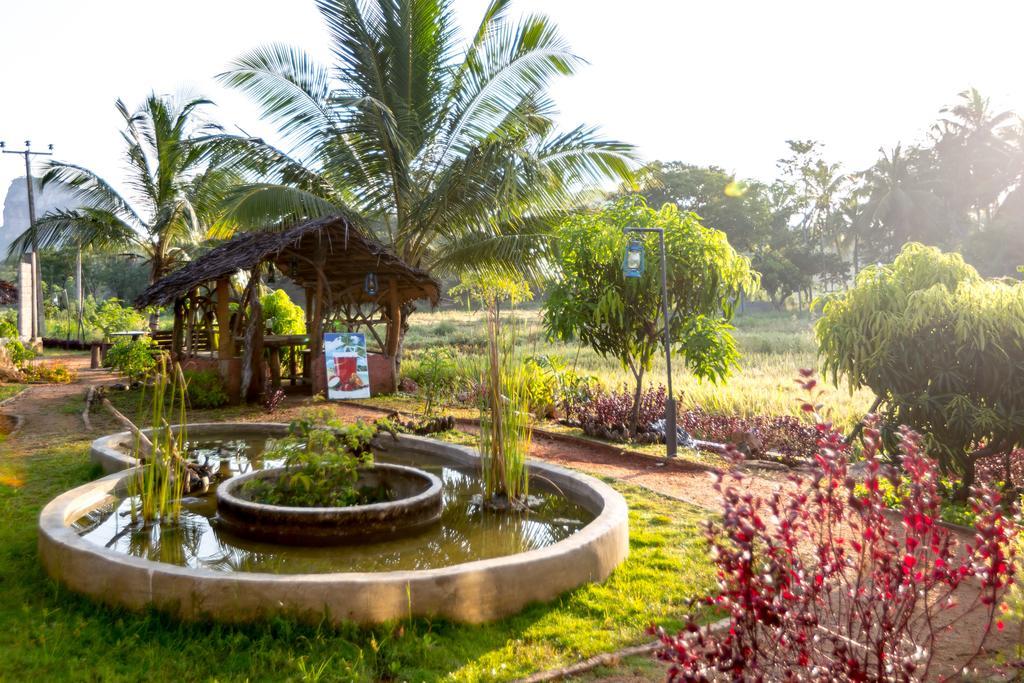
151, 329, 215, 354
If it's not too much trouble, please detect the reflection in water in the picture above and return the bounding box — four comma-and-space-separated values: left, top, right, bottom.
74, 436, 595, 574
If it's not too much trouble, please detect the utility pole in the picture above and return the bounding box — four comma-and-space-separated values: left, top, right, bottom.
1, 140, 53, 342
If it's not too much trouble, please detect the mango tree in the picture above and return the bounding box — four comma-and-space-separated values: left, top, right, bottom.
816, 243, 1024, 498
543, 197, 757, 437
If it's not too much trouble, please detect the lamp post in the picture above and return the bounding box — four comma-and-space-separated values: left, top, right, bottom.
622, 227, 677, 458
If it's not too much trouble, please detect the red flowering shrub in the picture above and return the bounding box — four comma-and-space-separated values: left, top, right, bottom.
974, 447, 1024, 489
679, 408, 841, 464
654, 374, 1019, 681
575, 385, 667, 443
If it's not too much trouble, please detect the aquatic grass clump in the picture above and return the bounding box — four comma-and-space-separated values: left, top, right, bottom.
453, 270, 535, 507
478, 357, 534, 505
127, 360, 189, 525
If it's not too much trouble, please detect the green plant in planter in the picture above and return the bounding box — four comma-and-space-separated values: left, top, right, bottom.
241, 412, 383, 507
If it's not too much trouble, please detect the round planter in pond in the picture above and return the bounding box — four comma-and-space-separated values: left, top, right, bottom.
216, 463, 443, 545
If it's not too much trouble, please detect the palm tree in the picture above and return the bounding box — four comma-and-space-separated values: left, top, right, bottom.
931, 88, 1018, 230
214, 0, 634, 280
853, 144, 949, 262
8, 94, 234, 328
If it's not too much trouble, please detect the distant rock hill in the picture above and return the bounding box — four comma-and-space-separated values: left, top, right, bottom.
0, 177, 78, 258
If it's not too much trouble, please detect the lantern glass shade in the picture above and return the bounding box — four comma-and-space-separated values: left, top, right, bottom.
289, 257, 299, 279
364, 272, 379, 296
623, 239, 645, 278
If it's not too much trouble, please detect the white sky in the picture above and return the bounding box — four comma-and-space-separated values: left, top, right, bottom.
2, 0, 1024, 208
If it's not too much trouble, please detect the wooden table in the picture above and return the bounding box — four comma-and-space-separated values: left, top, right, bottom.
262, 335, 310, 388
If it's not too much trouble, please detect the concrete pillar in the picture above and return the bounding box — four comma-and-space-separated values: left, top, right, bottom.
17, 254, 33, 342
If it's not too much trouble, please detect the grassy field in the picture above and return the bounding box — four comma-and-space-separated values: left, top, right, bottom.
402, 307, 874, 433
0, 431, 715, 682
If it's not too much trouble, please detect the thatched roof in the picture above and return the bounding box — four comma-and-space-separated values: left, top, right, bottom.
135, 215, 440, 309
0, 280, 16, 306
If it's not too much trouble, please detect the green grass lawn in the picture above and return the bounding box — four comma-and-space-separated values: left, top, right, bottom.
401, 307, 874, 432
0, 437, 714, 682
0, 384, 25, 403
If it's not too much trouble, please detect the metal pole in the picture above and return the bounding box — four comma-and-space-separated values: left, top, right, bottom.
658, 229, 677, 458
623, 226, 678, 458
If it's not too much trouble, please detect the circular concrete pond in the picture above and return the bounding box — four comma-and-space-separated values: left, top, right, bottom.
217, 463, 444, 545
39, 424, 629, 625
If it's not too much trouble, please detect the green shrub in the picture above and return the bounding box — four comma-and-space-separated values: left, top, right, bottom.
93, 298, 148, 338
104, 337, 158, 381
241, 411, 379, 507
816, 243, 1024, 497
0, 311, 17, 339
403, 347, 462, 414
20, 361, 76, 384
4, 339, 35, 367
184, 369, 229, 408
261, 289, 306, 335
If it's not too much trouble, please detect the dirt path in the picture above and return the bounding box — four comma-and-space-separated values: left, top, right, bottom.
0, 354, 117, 452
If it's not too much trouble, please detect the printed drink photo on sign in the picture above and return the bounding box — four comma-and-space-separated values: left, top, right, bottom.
324, 332, 370, 399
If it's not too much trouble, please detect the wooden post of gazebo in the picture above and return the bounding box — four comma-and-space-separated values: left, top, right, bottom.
171, 298, 185, 359
385, 278, 401, 392
214, 277, 243, 403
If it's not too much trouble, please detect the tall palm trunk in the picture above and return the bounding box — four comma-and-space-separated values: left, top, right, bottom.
148, 255, 163, 331
75, 244, 84, 342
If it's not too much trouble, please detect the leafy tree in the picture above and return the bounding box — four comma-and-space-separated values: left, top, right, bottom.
750, 249, 807, 310
931, 88, 1020, 232
260, 288, 306, 335
7, 94, 235, 328
544, 197, 757, 436
816, 243, 1024, 498
777, 139, 850, 285
216, 0, 633, 285
852, 144, 950, 264
615, 162, 775, 251
963, 185, 1024, 278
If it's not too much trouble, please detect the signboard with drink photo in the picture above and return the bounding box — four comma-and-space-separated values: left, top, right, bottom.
324, 332, 370, 399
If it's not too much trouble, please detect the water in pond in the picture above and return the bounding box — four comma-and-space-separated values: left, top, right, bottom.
74, 436, 596, 574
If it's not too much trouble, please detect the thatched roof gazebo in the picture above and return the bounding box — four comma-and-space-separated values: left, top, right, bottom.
135, 215, 439, 402
0, 280, 16, 306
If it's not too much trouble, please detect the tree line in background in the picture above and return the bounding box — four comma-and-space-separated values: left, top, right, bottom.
617, 88, 1024, 309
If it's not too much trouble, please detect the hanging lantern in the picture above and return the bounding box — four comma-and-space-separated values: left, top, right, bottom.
364, 272, 379, 296
622, 238, 645, 278
266, 262, 277, 283
289, 256, 299, 279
